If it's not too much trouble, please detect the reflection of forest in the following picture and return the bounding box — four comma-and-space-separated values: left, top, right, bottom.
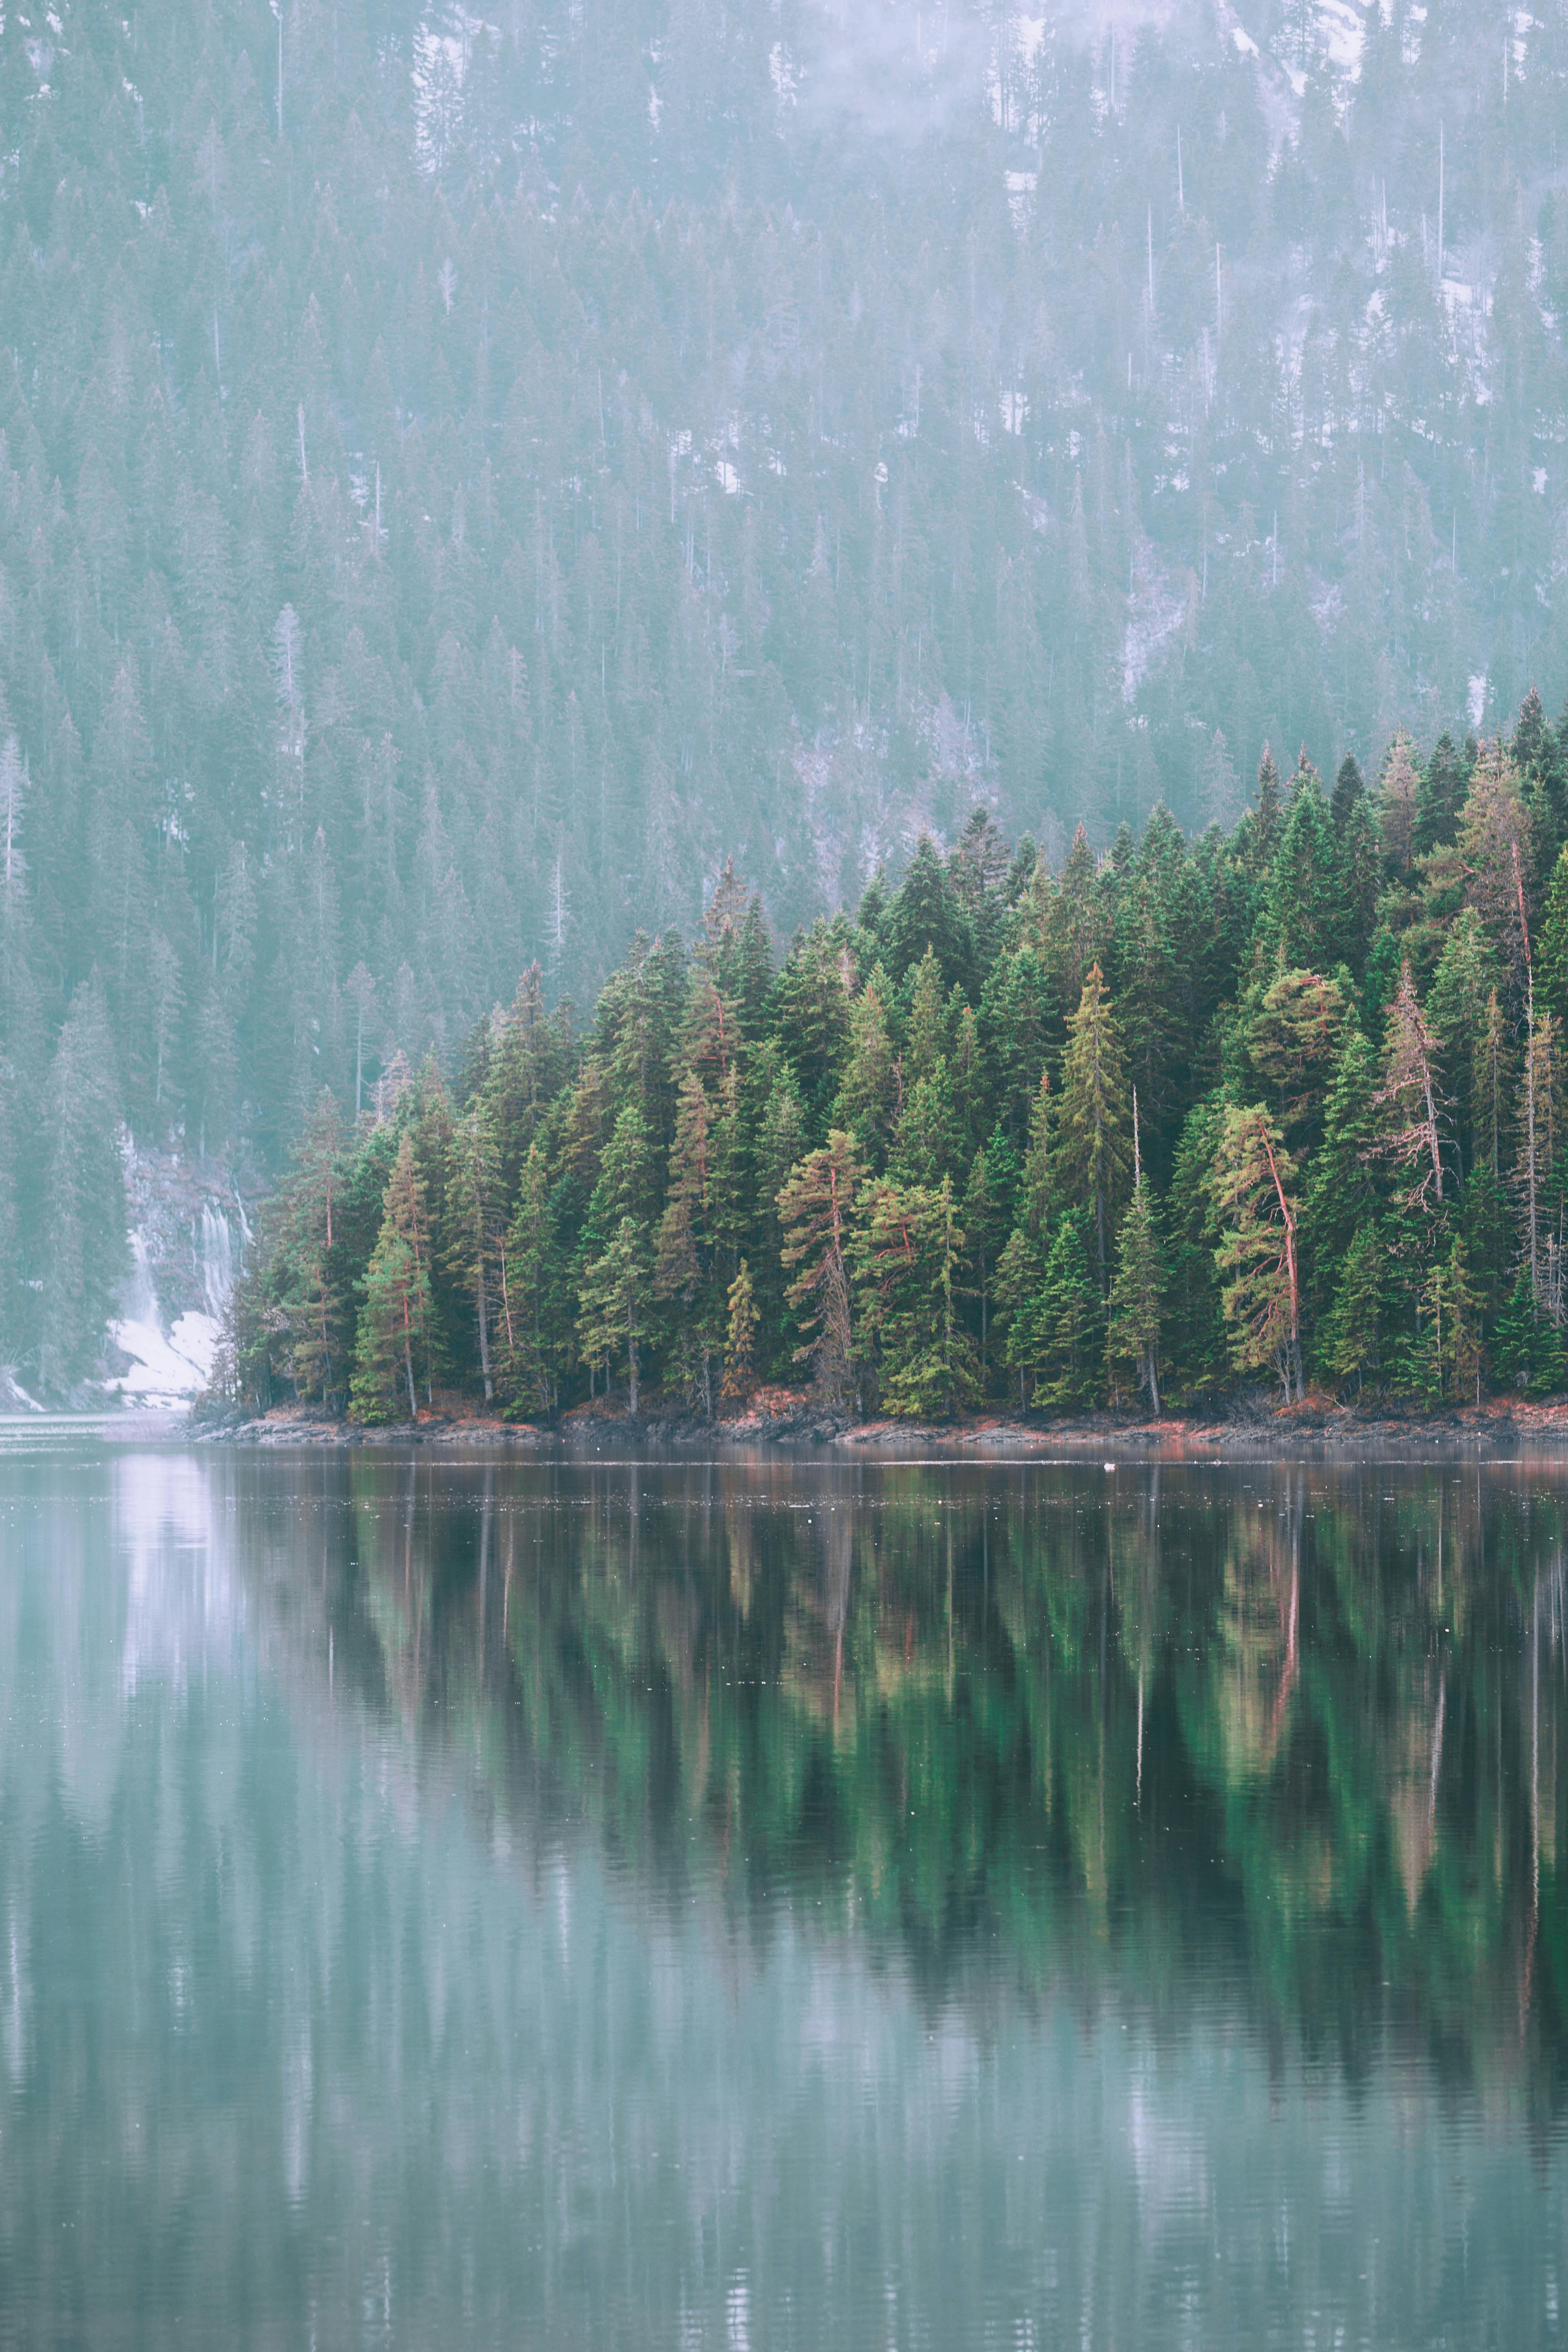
1, 1450, 1564, 2346
309, 1455, 1568, 2101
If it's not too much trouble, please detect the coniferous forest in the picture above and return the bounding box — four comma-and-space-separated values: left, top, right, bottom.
230, 706, 1568, 1422
1, 0, 1568, 1393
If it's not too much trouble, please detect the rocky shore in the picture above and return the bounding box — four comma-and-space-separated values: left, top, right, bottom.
191, 1386, 1568, 1457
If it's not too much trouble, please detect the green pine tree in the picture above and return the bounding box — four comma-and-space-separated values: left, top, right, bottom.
1106, 1178, 1166, 1412
1322, 1222, 1388, 1398
1037, 1210, 1104, 1412
350, 1134, 436, 1425
577, 1214, 653, 1412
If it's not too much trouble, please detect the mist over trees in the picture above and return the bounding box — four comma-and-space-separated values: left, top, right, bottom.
1, 0, 1567, 1387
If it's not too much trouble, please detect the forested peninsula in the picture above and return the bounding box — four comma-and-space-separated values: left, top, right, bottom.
219, 691, 1568, 1433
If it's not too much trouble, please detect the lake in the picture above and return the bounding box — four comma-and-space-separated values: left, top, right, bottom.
0, 1443, 1564, 2348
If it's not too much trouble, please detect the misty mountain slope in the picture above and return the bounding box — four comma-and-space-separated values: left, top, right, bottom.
0, 0, 1565, 1388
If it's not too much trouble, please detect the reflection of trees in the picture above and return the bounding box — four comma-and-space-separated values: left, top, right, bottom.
324, 1456, 1568, 2095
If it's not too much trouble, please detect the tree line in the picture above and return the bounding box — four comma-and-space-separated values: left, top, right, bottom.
224, 687, 1568, 1422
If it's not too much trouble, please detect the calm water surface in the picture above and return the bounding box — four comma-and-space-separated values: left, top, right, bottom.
0, 1444, 1565, 2348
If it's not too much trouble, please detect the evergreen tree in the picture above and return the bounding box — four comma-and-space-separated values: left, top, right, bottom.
577, 1215, 653, 1412
721, 1260, 759, 1403
1037, 1210, 1104, 1411
1414, 732, 1471, 855
1377, 960, 1449, 1212
834, 977, 898, 1165
1323, 1222, 1389, 1398
446, 1103, 506, 1402
1253, 744, 1283, 866
853, 1175, 978, 1419
777, 1131, 861, 1403
500, 1141, 567, 1418
1538, 844, 1568, 1032
1163, 1094, 1229, 1398
1056, 963, 1132, 1287
994, 1228, 1047, 1410
350, 1135, 435, 1425
1211, 1103, 1305, 1402
1302, 1025, 1383, 1330
962, 1141, 1012, 1379
1106, 1177, 1165, 1413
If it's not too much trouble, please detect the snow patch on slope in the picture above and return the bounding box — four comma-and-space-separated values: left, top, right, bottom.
110, 1234, 222, 1405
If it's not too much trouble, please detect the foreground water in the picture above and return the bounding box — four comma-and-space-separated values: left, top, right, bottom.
0, 1447, 1565, 2347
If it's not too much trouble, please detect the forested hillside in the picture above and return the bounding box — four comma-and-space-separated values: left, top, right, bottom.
228, 703, 1568, 1421
2, 0, 1568, 1391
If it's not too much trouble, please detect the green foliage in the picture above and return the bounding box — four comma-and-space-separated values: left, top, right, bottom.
232, 732, 1568, 1429
853, 1175, 979, 1420
1056, 963, 1132, 1284
577, 1216, 653, 1413
721, 1261, 759, 1402
1037, 1212, 1105, 1412
1212, 1103, 1305, 1402
1107, 1181, 1166, 1411
350, 1135, 436, 1425
1322, 1222, 1389, 1396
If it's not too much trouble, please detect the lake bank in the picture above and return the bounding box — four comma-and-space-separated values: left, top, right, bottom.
192, 1387, 1568, 1457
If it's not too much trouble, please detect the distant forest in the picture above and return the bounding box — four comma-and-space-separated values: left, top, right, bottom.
1, 0, 1567, 1387
227, 707, 1568, 1421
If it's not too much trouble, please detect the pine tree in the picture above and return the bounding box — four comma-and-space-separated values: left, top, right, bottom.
289, 1258, 347, 1407
577, 1215, 653, 1412
1248, 967, 1348, 1148
1538, 844, 1568, 1032
962, 1140, 1013, 1381
1425, 910, 1503, 1173
1211, 1102, 1305, 1402
834, 976, 898, 1165
446, 1102, 505, 1401
1271, 771, 1339, 971
1330, 753, 1365, 834
1377, 731, 1420, 875
853, 1174, 978, 1419
1037, 1210, 1104, 1411
1413, 1240, 1484, 1405
994, 1228, 1047, 1410
777, 1130, 861, 1402
350, 1134, 436, 1424
1254, 742, 1283, 865
1057, 962, 1132, 1287
1323, 1222, 1388, 1397
1376, 960, 1449, 1211
1107, 1109, 1165, 1413
654, 1068, 725, 1413
721, 1259, 759, 1402
1163, 1093, 1229, 1399
1414, 731, 1471, 855
500, 1140, 566, 1418
1018, 1069, 1055, 1246
1301, 1026, 1382, 1320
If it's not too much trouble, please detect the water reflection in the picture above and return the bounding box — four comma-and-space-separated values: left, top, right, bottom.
0, 1449, 1564, 2347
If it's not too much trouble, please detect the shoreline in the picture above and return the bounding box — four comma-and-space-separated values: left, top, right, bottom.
188, 1392, 1568, 1459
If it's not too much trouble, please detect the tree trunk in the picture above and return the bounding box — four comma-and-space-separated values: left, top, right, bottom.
476, 1246, 493, 1401
402, 1295, 417, 1421
1258, 1118, 1302, 1403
